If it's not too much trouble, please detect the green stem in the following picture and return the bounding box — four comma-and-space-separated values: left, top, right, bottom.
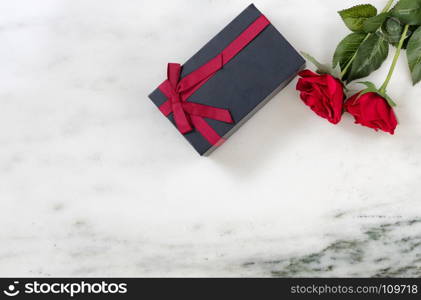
379, 24, 410, 93
340, 0, 395, 79
381, 0, 395, 13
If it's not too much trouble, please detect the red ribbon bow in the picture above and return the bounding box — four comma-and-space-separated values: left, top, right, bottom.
159, 62, 233, 140
157, 15, 270, 146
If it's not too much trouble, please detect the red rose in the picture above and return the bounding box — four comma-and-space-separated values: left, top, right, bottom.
296, 70, 345, 124
345, 92, 398, 135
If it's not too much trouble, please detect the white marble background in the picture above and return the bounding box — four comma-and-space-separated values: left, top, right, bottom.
0, 0, 420, 277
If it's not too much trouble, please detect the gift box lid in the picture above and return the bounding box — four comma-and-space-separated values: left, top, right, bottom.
149, 4, 305, 155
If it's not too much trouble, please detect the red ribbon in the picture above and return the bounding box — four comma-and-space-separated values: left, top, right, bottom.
157, 15, 270, 146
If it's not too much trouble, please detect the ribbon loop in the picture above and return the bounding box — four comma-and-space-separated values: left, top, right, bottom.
166, 63, 193, 133
167, 63, 181, 89
162, 62, 234, 137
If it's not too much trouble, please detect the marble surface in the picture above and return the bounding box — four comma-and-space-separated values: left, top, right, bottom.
1, 0, 420, 277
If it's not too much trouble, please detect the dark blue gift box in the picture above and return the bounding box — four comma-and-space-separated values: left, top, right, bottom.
149, 4, 305, 155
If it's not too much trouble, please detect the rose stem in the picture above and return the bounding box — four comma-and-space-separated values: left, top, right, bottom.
382, 0, 396, 13
340, 0, 396, 79
379, 24, 410, 93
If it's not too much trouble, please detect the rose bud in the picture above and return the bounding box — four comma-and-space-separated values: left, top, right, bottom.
345, 92, 398, 135
296, 70, 345, 124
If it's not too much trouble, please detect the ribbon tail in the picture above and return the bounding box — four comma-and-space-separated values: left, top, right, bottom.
172, 102, 192, 134
191, 116, 225, 146
158, 100, 172, 116
183, 102, 233, 123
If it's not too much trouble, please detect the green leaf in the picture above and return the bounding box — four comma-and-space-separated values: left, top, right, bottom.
333, 33, 367, 72
300, 51, 341, 78
382, 92, 397, 107
363, 12, 390, 33
382, 17, 404, 43
300, 51, 330, 73
357, 81, 379, 97
357, 82, 397, 107
402, 25, 421, 49
379, 19, 415, 48
407, 26, 421, 85
392, 0, 421, 25
347, 34, 389, 82
339, 4, 378, 32
359, 81, 377, 90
